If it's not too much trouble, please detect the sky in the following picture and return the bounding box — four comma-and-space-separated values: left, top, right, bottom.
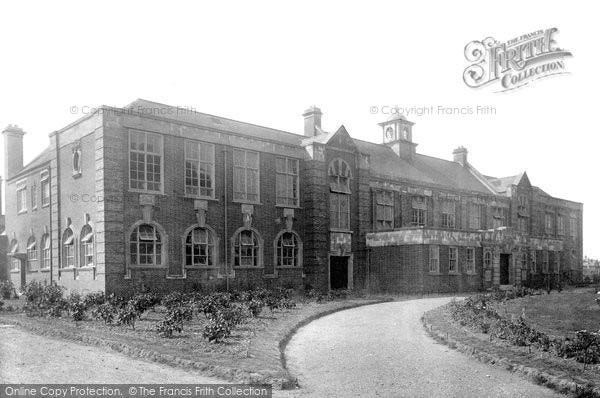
0, 1, 597, 257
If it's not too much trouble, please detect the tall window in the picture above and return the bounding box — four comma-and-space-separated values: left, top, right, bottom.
276, 157, 299, 206
233, 229, 260, 267
466, 248, 475, 273
429, 245, 439, 273
375, 190, 394, 230
545, 213, 554, 235
27, 237, 38, 271
41, 234, 51, 269
185, 140, 215, 198
62, 228, 75, 268
31, 184, 37, 209
329, 158, 351, 193
554, 251, 561, 274
185, 227, 214, 266
130, 224, 163, 266
570, 217, 577, 238
469, 203, 482, 229
484, 251, 492, 269
276, 232, 300, 267
81, 225, 94, 267
41, 171, 50, 207
441, 200, 456, 229
492, 207, 506, 229
233, 149, 260, 202
557, 215, 565, 236
129, 131, 163, 192
9, 240, 19, 271
517, 216, 528, 233
411, 196, 427, 226
517, 195, 528, 215
449, 247, 458, 273
531, 250, 537, 273
17, 181, 27, 213
542, 250, 549, 273
330, 193, 350, 230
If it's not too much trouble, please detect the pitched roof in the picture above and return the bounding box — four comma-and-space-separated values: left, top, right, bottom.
11, 146, 53, 180
485, 172, 531, 194
127, 99, 304, 146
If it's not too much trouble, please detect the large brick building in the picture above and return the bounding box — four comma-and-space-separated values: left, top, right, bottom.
1, 100, 583, 295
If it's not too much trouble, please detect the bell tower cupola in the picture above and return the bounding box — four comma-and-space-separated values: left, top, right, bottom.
379, 114, 417, 161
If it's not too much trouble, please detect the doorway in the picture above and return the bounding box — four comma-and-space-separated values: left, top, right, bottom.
330, 256, 349, 290
500, 253, 510, 285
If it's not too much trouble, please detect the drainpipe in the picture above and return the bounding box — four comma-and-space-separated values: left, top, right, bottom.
223, 148, 229, 291
54, 132, 62, 285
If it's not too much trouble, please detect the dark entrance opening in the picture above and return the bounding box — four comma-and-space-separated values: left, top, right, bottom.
330, 256, 349, 290
500, 253, 510, 285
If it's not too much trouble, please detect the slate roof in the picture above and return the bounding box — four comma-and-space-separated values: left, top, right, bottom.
12, 146, 53, 179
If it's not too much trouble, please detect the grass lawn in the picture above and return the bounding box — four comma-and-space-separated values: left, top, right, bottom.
0, 296, 385, 389
493, 287, 600, 337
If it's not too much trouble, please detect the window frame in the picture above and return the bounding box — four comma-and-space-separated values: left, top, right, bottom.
41, 234, 51, 270
328, 158, 352, 194
26, 236, 38, 272
469, 203, 482, 230
374, 190, 394, 231
232, 149, 260, 203
465, 247, 475, 274
492, 206, 506, 229
440, 199, 456, 229
231, 227, 263, 268
330, 192, 351, 231
184, 140, 216, 200
411, 196, 427, 226
448, 247, 459, 274
80, 224, 94, 268
531, 250, 537, 274
183, 225, 218, 268
129, 222, 165, 267
275, 156, 300, 207
16, 180, 27, 214
429, 245, 440, 273
61, 228, 75, 269
544, 212, 554, 235
274, 230, 303, 268
128, 130, 164, 193
569, 217, 577, 238
557, 215, 565, 236
41, 170, 50, 207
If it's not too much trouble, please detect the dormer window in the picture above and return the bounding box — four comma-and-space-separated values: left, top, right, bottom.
329, 158, 352, 193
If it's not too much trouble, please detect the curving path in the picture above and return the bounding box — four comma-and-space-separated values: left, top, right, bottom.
285, 297, 562, 398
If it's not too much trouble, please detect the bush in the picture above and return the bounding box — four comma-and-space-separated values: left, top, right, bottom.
67, 292, 86, 322
0, 281, 15, 299
91, 302, 117, 325
130, 293, 160, 318
0, 300, 4, 311
83, 292, 106, 309
247, 299, 264, 317
156, 303, 194, 337
203, 312, 231, 343
115, 301, 138, 330
21, 281, 66, 317
220, 303, 249, 327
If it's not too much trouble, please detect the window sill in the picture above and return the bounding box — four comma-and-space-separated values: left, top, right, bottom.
465, 272, 478, 276
42, 203, 50, 209
40, 268, 51, 273
276, 265, 303, 269
232, 200, 262, 206
448, 272, 461, 276
275, 204, 301, 209
17, 210, 28, 215
26, 269, 40, 273
183, 195, 218, 202
128, 265, 167, 269
184, 265, 219, 270
10, 270, 21, 273
330, 229, 353, 234
79, 266, 96, 270
72, 171, 82, 179
428, 272, 442, 276
59, 267, 76, 272
128, 188, 165, 195
232, 265, 264, 269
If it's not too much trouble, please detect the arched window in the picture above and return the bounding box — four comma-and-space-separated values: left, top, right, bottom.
9, 240, 19, 271
81, 225, 94, 267
185, 227, 214, 266
26, 236, 38, 271
130, 224, 162, 266
41, 234, 51, 269
276, 231, 301, 267
62, 228, 75, 268
233, 229, 260, 267
484, 251, 492, 268
328, 158, 352, 193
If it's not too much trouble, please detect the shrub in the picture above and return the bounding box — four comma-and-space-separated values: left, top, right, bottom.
0, 300, 4, 311
203, 312, 231, 343
67, 292, 86, 322
130, 293, 160, 318
156, 303, 194, 337
83, 292, 106, 309
91, 302, 117, 325
0, 281, 15, 299
161, 292, 188, 309
21, 282, 66, 317
220, 303, 249, 327
115, 301, 138, 330
247, 299, 264, 317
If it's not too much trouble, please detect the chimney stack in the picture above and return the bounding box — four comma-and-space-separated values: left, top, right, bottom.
302, 106, 322, 137
453, 146, 468, 166
2, 125, 25, 179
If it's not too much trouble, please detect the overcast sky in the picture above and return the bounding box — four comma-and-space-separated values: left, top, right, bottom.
0, 1, 597, 257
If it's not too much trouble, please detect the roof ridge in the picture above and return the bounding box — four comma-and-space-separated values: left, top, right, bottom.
128, 99, 304, 138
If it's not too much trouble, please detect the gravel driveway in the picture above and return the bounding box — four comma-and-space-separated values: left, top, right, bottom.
285, 297, 562, 398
